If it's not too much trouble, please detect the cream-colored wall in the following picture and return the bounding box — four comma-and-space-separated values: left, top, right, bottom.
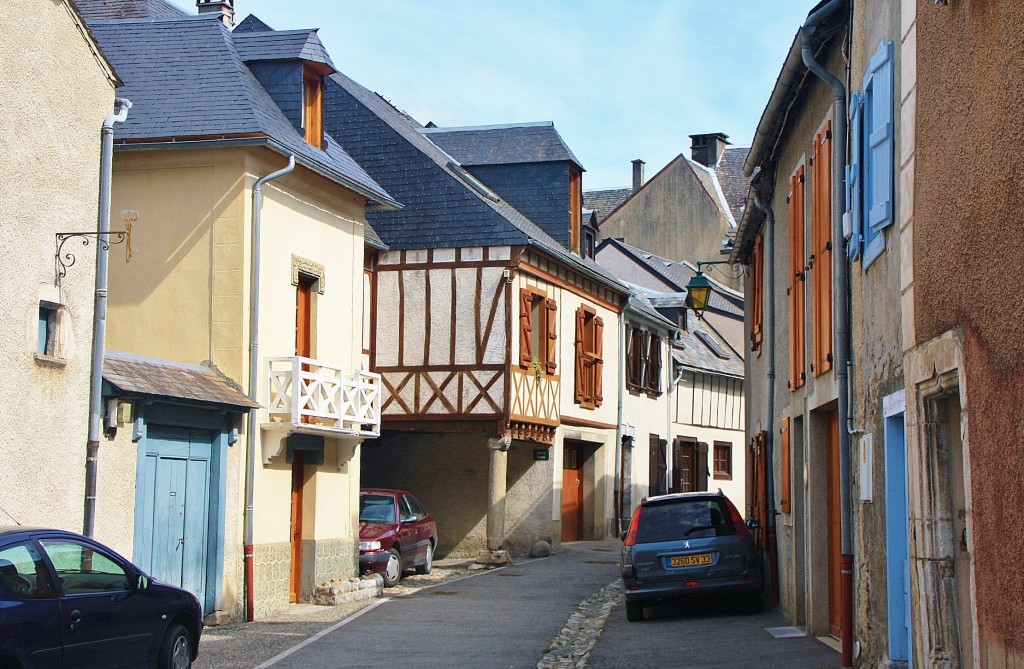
621, 324, 673, 505
0, 1, 115, 530
92, 413, 139, 557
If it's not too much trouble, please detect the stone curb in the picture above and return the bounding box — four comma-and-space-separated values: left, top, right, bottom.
536, 579, 624, 669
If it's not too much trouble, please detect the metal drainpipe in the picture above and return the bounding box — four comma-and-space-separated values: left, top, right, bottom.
753, 191, 779, 609
615, 307, 626, 534
84, 98, 132, 539
244, 155, 295, 622
800, 1, 853, 666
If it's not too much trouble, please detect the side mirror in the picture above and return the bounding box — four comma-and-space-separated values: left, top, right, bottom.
136, 574, 151, 591
745, 519, 760, 530
620, 531, 628, 541
400, 515, 416, 524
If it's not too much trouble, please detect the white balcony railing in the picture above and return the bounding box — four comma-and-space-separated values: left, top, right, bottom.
265, 356, 381, 437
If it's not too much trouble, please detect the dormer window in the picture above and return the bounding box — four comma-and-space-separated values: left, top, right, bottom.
569, 166, 582, 253
303, 64, 323, 148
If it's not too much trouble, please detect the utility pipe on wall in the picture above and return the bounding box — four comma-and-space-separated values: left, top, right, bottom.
244, 155, 295, 622
799, 1, 853, 666
84, 98, 132, 538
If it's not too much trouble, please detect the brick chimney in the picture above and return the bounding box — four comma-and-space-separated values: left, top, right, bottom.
689, 133, 731, 168
631, 159, 645, 192
197, 0, 234, 26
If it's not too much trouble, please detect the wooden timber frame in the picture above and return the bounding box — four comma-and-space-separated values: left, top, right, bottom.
371, 245, 623, 445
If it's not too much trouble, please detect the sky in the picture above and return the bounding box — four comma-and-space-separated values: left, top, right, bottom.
170, 0, 814, 190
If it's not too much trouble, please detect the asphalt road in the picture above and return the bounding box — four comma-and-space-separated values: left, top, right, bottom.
261, 540, 622, 669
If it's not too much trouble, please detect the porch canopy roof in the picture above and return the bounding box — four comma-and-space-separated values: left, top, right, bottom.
104, 350, 259, 411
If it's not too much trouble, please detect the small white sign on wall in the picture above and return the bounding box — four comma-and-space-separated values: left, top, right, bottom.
859, 433, 873, 502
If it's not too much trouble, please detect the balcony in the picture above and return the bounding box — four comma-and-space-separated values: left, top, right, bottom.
263, 356, 381, 440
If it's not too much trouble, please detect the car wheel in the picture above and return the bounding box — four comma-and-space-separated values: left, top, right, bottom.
382, 548, 402, 587
625, 600, 644, 622
415, 542, 434, 575
157, 623, 192, 669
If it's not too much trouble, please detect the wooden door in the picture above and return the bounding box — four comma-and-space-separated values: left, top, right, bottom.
748, 432, 768, 553
649, 435, 667, 496
289, 451, 306, 603
673, 438, 697, 492
561, 444, 583, 541
826, 411, 841, 637
296, 275, 313, 421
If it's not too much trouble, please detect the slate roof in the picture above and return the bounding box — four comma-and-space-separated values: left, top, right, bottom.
104, 350, 259, 409
233, 29, 335, 72
624, 286, 676, 331
715, 146, 751, 223
687, 158, 736, 227
322, 69, 628, 290
73, 0, 187, 20
84, 13, 396, 208
234, 13, 274, 33
673, 318, 744, 378
595, 238, 743, 318
420, 123, 584, 170
583, 188, 632, 225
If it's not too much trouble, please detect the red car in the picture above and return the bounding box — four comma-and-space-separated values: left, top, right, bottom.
358, 489, 438, 586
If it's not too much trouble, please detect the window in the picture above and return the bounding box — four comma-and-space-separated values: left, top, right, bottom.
626, 326, 662, 395
37, 302, 59, 357
519, 288, 557, 374
569, 166, 582, 254
713, 441, 733, 480
303, 64, 323, 148
646, 333, 662, 394
574, 305, 604, 408
789, 165, 807, 390
811, 121, 833, 376
849, 40, 895, 268
749, 233, 764, 351
0, 542, 56, 599
39, 540, 130, 595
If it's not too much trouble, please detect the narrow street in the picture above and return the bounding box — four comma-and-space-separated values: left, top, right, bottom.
197, 541, 840, 669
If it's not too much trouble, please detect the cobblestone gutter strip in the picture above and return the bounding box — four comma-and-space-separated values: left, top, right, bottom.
537, 579, 624, 669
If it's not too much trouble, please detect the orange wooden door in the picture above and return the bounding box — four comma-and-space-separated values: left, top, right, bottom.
826, 411, 841, 637
289, 450, 306, 603
561, 444, 583, 541
296, 276, 313, 422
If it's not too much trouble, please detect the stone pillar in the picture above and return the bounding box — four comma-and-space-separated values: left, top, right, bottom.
485, 437, 508, 551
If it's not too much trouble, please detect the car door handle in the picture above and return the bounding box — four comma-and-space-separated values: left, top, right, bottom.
70, 610, 82, 628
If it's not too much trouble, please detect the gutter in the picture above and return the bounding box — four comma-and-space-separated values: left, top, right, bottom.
799, 1, 854, 666
243, 155, 295, 623
84, 98, 132, 539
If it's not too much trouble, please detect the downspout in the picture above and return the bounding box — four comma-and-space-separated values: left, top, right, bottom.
84, 98, 132, 538
244, 155, 295, 622
615, 307, 627, 534
753, 191, 779, 609
800, 1, 853, 666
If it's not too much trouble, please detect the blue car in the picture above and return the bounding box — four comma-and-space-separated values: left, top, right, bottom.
0, 526, 203, 669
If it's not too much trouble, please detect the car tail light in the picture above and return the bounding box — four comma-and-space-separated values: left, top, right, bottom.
724, 498, 750, 537
623, 507, 642, 547
684, 581, 700, 588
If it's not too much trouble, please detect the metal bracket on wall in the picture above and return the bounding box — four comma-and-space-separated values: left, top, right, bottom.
54, 221, 133, 283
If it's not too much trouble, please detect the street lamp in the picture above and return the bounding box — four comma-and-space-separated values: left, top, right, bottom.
684, 260, 737, 319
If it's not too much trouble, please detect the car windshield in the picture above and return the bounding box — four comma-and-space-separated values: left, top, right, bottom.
636, 498, 736, 543
359, 495, 397, 524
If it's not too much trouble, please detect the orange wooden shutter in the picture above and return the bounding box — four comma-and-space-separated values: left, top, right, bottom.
574, 307, 585, 402
780, 417, 791, 514
750, 233, 764, 350
544, 298, 558, 374
812, 122, 834, 376
303, 66, 323, 148
519, 289, 533, 368
789, 167, 806, 390
594, 316, 604, 406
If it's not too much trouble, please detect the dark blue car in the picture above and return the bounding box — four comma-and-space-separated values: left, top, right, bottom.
0, 526, 203, 669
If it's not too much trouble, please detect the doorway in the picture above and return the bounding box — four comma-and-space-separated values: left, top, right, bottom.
561, 443, 583, 541
883, 392, 910, 666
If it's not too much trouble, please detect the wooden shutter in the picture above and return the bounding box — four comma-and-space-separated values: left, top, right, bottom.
574, 307, 585, 402
696, 442, 709, 492
594, 316, 604, 406
848, 92, 864, 261
626, 327, 638, 388
569, 167, 582, 254
862, 40, 895, 266
544, 298, 558, 374
780, 417, 791, 514
789, 167, 806, 390
647, 334, 662, 393
812, 122, 834, 376
519, 288, 533, 368
750, 233, 764, 350
303, 66, 323, 148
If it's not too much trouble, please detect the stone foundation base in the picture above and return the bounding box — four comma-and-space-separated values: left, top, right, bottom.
313, 574, 383, 605
474, 549, 512, 567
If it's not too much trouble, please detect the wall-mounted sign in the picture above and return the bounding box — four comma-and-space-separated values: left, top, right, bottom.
533, 449, 550, 461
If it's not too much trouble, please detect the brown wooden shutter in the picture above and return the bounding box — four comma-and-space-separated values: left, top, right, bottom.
697, 442, 710, 492
626, 327, 637, 388
519, 289, 533, 368
544, 298, 558, 374
574, 307, 585, 402
750, 233, 764, 350
812, 122, 834, 376
594, 316, 604, 406
647, 334, 662, 393
790, 166, 806, 389
303, 66, 323, 148
780, 417, 792, 514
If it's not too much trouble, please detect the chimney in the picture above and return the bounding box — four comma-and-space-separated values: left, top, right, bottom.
197, 0, 234, 26
631, 159, 645, 192
689, 133, 731, 167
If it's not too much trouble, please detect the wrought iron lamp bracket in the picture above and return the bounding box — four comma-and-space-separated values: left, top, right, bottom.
694, 259, 744, 280
54, 221, 133, 283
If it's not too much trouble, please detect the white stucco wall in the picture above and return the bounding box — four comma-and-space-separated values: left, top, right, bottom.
0, 1, 115, 530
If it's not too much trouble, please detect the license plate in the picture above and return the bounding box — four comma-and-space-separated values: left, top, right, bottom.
670, 553, 712, 567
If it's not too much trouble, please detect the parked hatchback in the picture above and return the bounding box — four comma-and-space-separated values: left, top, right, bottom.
0, 526, 203, 668
358, 489, 438, 587
620, 491, 762, 621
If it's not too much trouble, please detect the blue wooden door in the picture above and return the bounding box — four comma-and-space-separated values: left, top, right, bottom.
884, 412, 911, 665
141, 426, 212, 612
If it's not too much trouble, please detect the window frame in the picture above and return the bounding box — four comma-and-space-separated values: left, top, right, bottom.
712, 441, 733, 481
519, 287, 557, 374
574, 305, 604, 408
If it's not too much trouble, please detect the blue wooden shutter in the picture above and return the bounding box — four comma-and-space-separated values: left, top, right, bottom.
863, 40, 894, 267
847, 92, 863, 261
